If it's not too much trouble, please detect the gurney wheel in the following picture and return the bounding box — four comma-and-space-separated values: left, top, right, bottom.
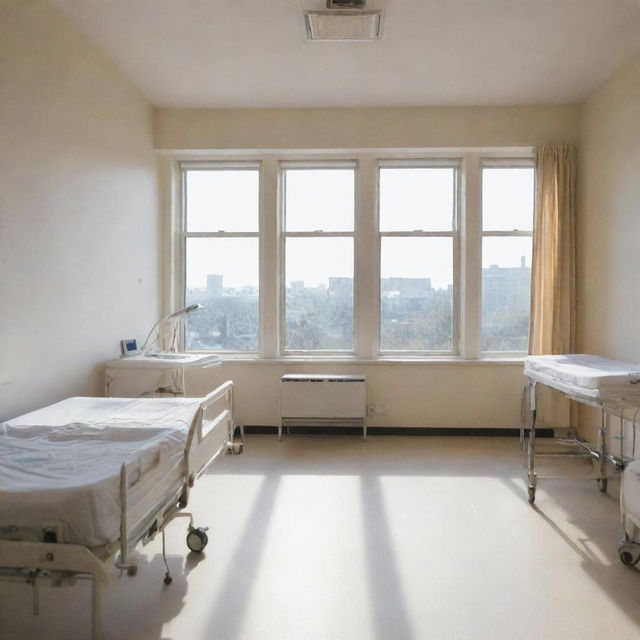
597, 478, 608, 493
528, 486, 536, 504
127, 566, 138, 577
187, 527, 208, 553
618, 544, 640, 567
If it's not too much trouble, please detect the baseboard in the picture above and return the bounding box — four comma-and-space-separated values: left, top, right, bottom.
242, 425, 554, 437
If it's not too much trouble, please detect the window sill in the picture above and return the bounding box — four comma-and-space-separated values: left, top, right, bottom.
190, 354, 526, 366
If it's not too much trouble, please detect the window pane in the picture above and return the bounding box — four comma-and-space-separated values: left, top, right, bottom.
481, 237, 532, 352
482, 167, 534, 231
380, 237, 453, 351
284, 169, 354, 232
185, 170, 259, 232
285, 238, 353, 350
185, 238, 258, 351
379, 167, 455, 232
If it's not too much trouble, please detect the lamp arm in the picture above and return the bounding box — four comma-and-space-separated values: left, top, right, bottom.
140, 304, 202, 354
140, 317, 164, 353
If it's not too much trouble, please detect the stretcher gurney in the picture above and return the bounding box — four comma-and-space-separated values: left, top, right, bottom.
522, 355, 640, 504
0, 382, 241, 639
619, 459, 640, 567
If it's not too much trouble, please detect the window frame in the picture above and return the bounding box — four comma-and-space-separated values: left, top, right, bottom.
279, 160, 358, 355
170, 149, 535, 361
179, 160, 262, 354
479, 157, 535, 357
377, 159, 461, 356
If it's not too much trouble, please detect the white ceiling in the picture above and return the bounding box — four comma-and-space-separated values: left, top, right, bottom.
53, 0, 640, 108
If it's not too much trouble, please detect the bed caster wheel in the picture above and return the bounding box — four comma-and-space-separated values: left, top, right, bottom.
164, 574, 173, 585
528, 486, 536, 504
618, 543, 640, 567
598, 478, 608, 492
127, 565, 138, 577
232, 442, 243, 455
186, 527, 208, 553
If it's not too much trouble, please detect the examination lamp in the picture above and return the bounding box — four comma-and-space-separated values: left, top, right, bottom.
165, 304, 202, 320
141, 304, 203, 353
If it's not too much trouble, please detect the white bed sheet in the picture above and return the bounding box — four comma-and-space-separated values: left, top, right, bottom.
6, 396, 203, 431
0, 397, 205, 548
525, 367, 640, 404
524, 355, 640, 389
0, 423, 185, 548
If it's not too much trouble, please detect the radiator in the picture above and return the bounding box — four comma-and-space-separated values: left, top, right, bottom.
280, 374, 367, 439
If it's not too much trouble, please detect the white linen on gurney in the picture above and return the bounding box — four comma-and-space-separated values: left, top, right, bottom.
622, 459, 640, 524
524, 354, 640, 403
0, 422, 186, 548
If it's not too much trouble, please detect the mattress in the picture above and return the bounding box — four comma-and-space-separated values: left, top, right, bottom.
0, 397, 205, 548
6, 396, 203, 431
524, 355, 640, 403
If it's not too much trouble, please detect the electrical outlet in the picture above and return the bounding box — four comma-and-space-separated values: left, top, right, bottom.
367, 404, 387, 416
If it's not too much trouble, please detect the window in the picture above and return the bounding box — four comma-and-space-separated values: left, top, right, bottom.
379, 165, 457, 352
182, 165, 260, 351
174, 151, 535, 359
281, 165, 355, 352
481, 164, 534, 352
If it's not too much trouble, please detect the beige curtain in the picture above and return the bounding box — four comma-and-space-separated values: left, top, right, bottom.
529, 145, 577, 355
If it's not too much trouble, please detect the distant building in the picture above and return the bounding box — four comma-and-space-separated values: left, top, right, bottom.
482, 257, 531, 314
381, 277, 431, 298
328, 277, 353, 296
207, 274, 223, 297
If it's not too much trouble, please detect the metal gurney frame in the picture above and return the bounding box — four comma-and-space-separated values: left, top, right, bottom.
0, 380, 243, 639
520, 377, 631, 505
521, 372, 640, 567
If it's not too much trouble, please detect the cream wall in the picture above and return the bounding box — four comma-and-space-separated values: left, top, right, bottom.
183, 361, 523, 429
155, 105, 579, 151
156, 104, 580, 429
0, 0, 160, 420
577, 51, 640, 444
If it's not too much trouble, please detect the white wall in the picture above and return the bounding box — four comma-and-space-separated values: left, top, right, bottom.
577, 51, 640, 443
155, 105, 579, 151
0, 0, 161, 420
155, 104, 580, 429
578, 52, 640, 360
183, 361, 523, 429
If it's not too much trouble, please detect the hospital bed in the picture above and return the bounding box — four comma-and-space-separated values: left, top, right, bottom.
0, 381, 241, 639
522, 355, 640, 566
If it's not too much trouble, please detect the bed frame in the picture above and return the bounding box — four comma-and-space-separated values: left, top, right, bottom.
0, 380, 241, 639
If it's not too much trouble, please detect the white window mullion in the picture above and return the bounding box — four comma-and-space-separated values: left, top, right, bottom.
355, 155, 377, 358
261, 156, 279, 358
461, 153, 482, 359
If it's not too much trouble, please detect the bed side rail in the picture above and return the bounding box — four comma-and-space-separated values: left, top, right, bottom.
180, 380, 236, 507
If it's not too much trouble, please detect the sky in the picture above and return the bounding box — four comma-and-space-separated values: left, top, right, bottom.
185, 166, 533, 291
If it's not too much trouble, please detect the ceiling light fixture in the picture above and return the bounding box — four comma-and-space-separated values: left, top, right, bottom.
304, 0, 382, 41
